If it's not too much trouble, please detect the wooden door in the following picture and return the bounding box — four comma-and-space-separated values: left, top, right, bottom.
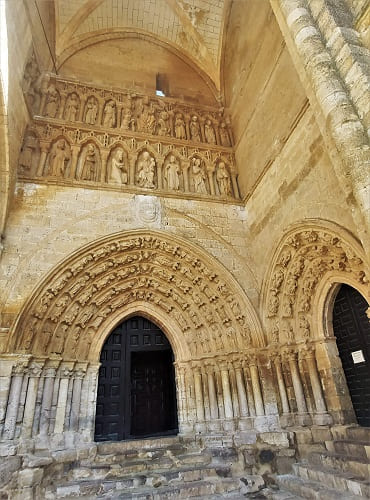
94, 316, 178, 441
333, 284, 370, 427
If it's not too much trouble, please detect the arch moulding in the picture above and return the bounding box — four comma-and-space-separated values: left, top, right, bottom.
7, 229, 264, 364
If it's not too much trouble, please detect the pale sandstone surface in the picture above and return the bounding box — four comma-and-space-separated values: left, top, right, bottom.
0, 0, 369, 499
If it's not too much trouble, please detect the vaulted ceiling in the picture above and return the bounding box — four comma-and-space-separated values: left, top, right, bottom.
55, 0, 230, 91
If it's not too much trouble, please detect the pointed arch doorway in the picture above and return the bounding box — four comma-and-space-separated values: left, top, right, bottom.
94, 316, 178, 441
332, 284, 370, 427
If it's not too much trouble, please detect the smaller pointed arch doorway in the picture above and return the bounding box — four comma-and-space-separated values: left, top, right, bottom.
94, 316, 178, 441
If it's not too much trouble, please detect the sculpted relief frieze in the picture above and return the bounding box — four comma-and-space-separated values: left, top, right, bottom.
264, 226, 369, 346
19, 71, 239, 201
10, 233, 264, 362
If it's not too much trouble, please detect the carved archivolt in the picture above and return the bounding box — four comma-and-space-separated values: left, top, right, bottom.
263, 222, 369, 345
8, 231, 264, 362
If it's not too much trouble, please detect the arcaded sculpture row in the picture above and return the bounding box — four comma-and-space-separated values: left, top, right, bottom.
37, 76, 233, 147
19, 125, 239, 199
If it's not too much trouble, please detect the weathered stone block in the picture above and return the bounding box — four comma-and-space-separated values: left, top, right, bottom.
17, 468, 43, 488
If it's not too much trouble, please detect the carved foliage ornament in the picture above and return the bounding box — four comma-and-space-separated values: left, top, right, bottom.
11, 234, 263, 361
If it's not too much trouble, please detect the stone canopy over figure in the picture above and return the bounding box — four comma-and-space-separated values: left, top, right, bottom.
84, 97, 98, 125
216, 161, 232, 196
192, 157, 207, 194
102, 100, 116, 128
165, 155, 181, 191
80, 143, 98, 181
48, 139, 70, 177
109, 148, 128, 185
137, 151, 156, 189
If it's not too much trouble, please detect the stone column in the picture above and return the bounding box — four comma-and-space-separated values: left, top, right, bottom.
235, 361, 249, 417
100, 149, 109, 183
79, 95, 87, 122
57, 94, 67, 119
21, 360, 45, 438
248, 356, 265, 416
97, 98, 105, 125
39, 359, 60, 437
69, 145, 81, 180
214, 366, 225, 420
0, 356, 17, 436
207, 365, 219, 420
242, 363, 256, 416
270, 0, 370, 249
182, 160, 190, 192
69, 363, 87, 432
81, 363, 100, 439
286, 349, 308, 415
201, 366, 210, 422
54, 362, 74, 434
228, 362, 240, 417
193, 365, 205, 426
36, 142, 50, 177
273, 354, 290, 414
156, 158, 164, 190
206, 165, 216, 196
2, 358, 29, 440
301, 345, 331, 424
229, 166, 240, 199
128, 153, 136, 186
220, 363, 233, 419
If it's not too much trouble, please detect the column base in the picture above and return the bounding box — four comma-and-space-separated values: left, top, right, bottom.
295, 413, 312, 426
312, 412, 333, 426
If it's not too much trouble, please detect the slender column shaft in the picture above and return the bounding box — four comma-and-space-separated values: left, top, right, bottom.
22, 361, 44, 438
221, 367, 233, 419
39, 364, 58, 436
250, 364, 265, 416
274, 357, 290, 414
207, 370, 219, 420
306, 354, 327, 413
193, 369, 205, 422
235, 366, 249, 417
2, 372, 25, 439
229, 364, 240, 417
289, 354, 307, 413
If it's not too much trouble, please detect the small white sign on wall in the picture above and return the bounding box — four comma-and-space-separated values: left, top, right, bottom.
351, 350, 365, 364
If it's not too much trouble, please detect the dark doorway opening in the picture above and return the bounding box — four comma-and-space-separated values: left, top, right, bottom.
94, 316, 178, 441
332, 284, 370, 427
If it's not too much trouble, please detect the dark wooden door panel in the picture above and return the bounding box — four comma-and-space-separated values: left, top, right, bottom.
333, 285, 370, 427
94, 316, 178, 441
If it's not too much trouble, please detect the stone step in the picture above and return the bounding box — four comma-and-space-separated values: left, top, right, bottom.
308, 450, 370, 479
326, 440, 370, 460
50, 476, 244, 499
293, 462, 370, 497
96, 436, 181, 456
69, 463, 231, 483
276, 474, 364, 499
346, 427, 370, 443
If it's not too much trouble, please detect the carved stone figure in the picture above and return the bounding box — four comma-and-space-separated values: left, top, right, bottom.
64, 93, 79, 121
80, 143, 98, 181
49, 139, 70, 177
19, 135, 38, 174
137, 96, 156, 134
174, 113, 186, 140
219, 121, 231, 147
102, 100, 116, 128
204, 119, 216, 144
44, 84, 59, 118
84, 96, 98, 125
192, 157, 207, 194
268, 293, 279, 317
121, 108, 135, 131
23, 51, 41, 112
299, 317, 310, 339
216, 162, 232, 196
189, 115, 201, 142
157, 111, 171, 136
110, 148, 128, 184
137, 151, 156, 188
164, 155, 180, 191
